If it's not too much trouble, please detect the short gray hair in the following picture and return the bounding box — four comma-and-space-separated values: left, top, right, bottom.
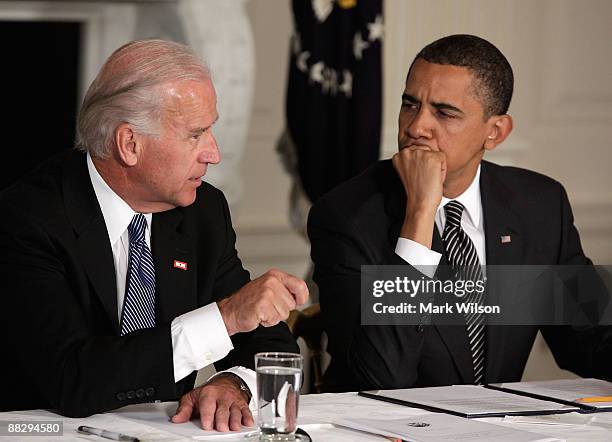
75, 39, 210, 158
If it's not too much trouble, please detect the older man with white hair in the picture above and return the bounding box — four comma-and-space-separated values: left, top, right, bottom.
0, 39, 308, 432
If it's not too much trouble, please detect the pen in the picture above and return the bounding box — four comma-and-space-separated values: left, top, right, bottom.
77, 425, 140, 442
575, 396, 612, 403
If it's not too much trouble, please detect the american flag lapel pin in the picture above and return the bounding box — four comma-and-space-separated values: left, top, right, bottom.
173, 259, 188, 271
500, 235, 512, 244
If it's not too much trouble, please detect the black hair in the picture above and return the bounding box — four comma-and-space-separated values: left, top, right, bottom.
411, 34, 514, 118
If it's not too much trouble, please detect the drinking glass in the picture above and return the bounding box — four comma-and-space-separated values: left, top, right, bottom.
255, 352, 303, 441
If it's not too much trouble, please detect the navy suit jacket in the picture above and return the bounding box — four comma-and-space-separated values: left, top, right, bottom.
0, 151, 298, 416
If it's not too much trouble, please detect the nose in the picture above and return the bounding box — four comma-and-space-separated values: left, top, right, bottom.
199, 132, 221, 164
404, 107, 433, 140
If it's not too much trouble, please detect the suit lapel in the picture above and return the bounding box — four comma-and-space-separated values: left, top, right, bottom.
480, 161, 525, 383
152, 209, 197, 324
480, 161, 524, 269
62, 152, 119, 331
62, 152, 198, 331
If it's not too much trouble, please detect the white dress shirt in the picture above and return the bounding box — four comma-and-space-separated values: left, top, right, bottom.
395, 165, 486, 276
87, 154, 256, 405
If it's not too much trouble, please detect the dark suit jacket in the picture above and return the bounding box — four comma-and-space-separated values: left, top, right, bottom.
308, 159, 612, 392
0, 151, 298, 416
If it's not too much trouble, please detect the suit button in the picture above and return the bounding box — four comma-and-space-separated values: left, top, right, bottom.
116, 392, 126, 401
145, 387, 155, 397
416, 325, 424, 333
126, 390, 136, 400
136, 388, 145, 399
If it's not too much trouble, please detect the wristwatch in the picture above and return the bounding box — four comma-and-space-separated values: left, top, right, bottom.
212, 372, 252, 402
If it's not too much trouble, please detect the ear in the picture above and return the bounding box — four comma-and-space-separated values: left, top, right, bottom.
115, 123, 140, 166
484, 114, 513, 151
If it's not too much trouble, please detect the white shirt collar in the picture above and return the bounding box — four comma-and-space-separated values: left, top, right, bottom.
86, 153, 152, 244
438, 164, 482, 230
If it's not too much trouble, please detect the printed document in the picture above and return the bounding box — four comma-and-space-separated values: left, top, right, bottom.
335, 413, 561, 442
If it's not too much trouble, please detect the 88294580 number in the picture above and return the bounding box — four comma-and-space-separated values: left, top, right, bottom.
1, 421, 63, 436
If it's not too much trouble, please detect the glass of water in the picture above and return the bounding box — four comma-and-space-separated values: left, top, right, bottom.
255, 352, 303, 441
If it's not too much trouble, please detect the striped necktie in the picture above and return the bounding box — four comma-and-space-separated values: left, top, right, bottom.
120, 214, 156, 336
442, 200, 486, 384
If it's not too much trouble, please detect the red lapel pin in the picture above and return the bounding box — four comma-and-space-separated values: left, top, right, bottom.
173, 259, 188, 271
500, 235, 512, 244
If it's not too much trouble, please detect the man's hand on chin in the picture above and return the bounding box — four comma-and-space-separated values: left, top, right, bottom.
171, 375, 254, 432
392, 146, 446, 249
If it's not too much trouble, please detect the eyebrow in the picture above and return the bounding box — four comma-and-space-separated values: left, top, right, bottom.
188, 115, 219, 136
402, 93, 464, 115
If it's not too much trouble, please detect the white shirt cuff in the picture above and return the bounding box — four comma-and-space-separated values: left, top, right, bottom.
395, 237, 442, 278
171, 303, 234, 382
210, 366, 258, 410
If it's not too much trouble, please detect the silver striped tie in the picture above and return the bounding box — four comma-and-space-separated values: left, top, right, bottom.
120, 214, 156, 336
442, 201, 485, 384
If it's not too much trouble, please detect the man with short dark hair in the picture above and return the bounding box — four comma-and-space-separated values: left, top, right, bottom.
0, 39, 308, 431
309, 34, 612, 392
